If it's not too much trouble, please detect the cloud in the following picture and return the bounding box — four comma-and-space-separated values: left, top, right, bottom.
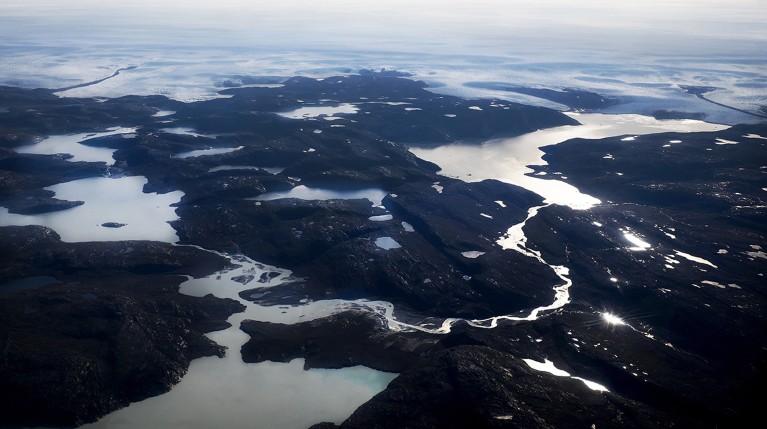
2, 0, 765, 56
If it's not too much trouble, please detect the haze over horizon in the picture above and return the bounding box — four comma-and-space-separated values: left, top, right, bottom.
2, 1, 765, 57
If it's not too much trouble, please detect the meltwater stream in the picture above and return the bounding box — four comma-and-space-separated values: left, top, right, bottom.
405, 113, 730, 332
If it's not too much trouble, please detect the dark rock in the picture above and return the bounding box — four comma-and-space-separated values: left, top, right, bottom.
0, 226, 244, 427
340, 345, 678, 429
464, 82, 620, 111
101, 222, 127, 228
241, 311, 435, 372
2, 74, 763, 428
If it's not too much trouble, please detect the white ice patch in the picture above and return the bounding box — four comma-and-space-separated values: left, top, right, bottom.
152, 110, 175, 117
401, 221, 415, 232
444, 114, 456, 117
701, 280, 726, 289
431, 183, 444, 193
461, 251, 486, 259
744, 134, 767, 140
715, 138, 739, 145
174, 146, 243, 159
251, 185, 387, 207
495, 200, 506, 208
368, 214, 393, 222
468, 106, 482, 111
674, 250, 718, 268
746, 251, 767, 260
375, 237, 401, 250
277, 103, 359, 119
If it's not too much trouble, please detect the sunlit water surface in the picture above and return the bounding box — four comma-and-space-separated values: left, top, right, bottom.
410, 113, 728, 210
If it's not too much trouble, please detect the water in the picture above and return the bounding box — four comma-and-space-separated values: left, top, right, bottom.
277, 103, 359, 119
250, 185, 387, 207
410, 113, 729, 210
208, 165, 285, 174
174, 146, 244, 159
160, 127, 217, 138
80, 248, 397, 429
522, 358, 609, 392
0, 276, 58, 296
15, 127, 137, 164
6, 113, 736, 427
375, 237, 401, 250
0, 176, 183, 243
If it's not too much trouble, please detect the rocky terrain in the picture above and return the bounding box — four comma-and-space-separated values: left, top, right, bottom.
0, 71, 764, 428
0, 226, 242, 427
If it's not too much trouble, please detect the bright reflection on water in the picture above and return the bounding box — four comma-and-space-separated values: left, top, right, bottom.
522, 358, 609, 392
602, 312, 626, 326
623, 232, 652, 251
410, 113, 728, 210
0, 176, 183, 242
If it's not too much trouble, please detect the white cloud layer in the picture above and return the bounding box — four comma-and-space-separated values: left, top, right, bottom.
0, 1, 764, 123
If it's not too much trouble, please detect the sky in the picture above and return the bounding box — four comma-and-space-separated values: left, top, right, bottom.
0, 0, 764, 121
1, 0, 765, 57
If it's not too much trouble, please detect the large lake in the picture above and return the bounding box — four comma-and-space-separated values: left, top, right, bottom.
410, 113, 728, 210
0, 176, 182, 242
